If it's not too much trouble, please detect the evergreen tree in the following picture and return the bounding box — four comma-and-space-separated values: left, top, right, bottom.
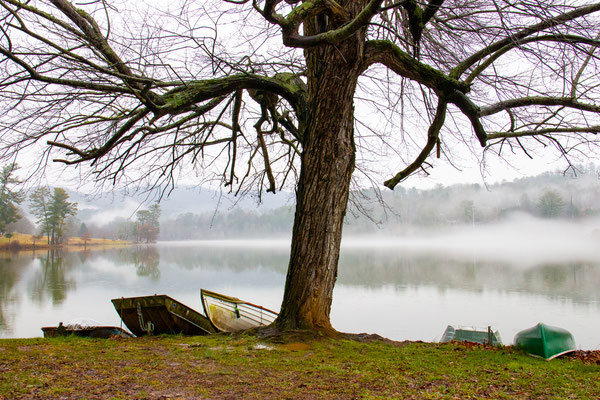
0, 163, 24, 235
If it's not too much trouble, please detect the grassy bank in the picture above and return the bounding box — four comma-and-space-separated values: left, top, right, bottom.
0, 233, 130, 250
0, 335, 598, 399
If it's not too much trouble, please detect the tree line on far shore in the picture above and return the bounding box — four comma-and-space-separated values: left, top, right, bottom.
0, 163, 78, 244
0, 163, 161, 244
1, 162, 599, 243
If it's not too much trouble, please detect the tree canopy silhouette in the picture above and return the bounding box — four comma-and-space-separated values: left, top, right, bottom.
1, 0, 600, 333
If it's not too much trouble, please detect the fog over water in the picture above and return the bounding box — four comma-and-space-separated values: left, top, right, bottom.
341, 213, 600, 266
1, 213, 599, 349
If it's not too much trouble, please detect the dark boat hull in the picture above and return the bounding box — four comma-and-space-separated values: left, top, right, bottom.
42, 325, 133, 338
112, 295, 216, 337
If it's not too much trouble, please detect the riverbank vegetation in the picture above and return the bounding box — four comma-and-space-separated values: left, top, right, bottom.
0, 335, 598, 399
0, 233, 129, 251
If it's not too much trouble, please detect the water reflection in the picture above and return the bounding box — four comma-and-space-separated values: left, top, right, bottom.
0, 252, 31, 335
0, 242, 599, 349
129, 246, 160, 279
29, 250, 77, 305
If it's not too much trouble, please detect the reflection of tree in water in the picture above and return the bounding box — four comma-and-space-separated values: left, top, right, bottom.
130, 246, 160, 280
29, 250, 76, 305
0, 253, 33, 334
76, 250, 91, 264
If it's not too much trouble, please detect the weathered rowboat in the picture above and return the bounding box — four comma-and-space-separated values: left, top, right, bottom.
42, 322, 134, 338
112, 295, 216, 337
440, 325, 502, 346
201, 289, 278, 333
514, 322, 576, 360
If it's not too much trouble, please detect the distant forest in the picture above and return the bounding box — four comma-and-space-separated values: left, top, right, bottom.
158, 165, 600, 240
7, 165, 600, 241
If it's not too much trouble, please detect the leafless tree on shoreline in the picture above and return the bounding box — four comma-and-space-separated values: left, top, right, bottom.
1, 0, 600, 334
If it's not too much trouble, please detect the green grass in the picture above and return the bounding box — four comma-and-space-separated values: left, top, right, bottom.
0, 335, 598, 399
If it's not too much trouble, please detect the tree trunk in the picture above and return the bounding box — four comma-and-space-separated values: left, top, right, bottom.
275, 13, 366, 333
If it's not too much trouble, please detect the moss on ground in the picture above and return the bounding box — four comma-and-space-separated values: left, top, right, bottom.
0, 335, 598, 399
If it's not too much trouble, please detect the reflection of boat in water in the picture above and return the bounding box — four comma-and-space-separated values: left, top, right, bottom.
112, 295, 215, 337
201, 289, 278, 333
440, 325, 502, 346
42, 320, 133, 338
514, 322, 576, 360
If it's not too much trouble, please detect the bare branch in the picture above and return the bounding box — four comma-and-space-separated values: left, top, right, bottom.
364, 40, 487, 146
480, 97, 600, 117
275, 0, 384, 48
488, 126, 600, 140
451, 2, 600, 79
384, 100, 447, 189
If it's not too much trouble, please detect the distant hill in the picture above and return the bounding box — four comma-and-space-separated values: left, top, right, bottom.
65, 185, 294, 223
15, 165, 600, 240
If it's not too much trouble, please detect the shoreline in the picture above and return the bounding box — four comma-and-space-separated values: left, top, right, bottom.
0, 233, 132, 251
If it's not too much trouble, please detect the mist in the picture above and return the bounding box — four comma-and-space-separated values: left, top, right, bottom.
342, 213, 600, 267
81, 198, 142, 226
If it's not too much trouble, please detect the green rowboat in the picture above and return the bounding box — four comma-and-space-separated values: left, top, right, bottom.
440, 325, 502, 346
514, 322, 576, 360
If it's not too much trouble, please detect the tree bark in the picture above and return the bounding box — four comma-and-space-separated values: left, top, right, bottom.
275, 9, 366, 333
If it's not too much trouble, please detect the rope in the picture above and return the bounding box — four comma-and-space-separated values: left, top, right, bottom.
136, 301, 154, 335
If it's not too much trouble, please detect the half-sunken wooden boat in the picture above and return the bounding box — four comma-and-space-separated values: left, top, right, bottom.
112, 295, 216, 337
42, 322, 134, 338
201, 289, 278, 333
514, 322, 576, 360
440, 325, 502, 346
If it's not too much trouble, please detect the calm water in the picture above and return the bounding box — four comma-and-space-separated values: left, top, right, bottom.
1, 239, 599, 349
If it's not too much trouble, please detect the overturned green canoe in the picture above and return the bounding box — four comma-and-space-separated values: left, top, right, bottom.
514, 323, 576, 360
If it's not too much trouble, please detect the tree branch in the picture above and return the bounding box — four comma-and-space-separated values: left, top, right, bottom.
48, 109, 150, 164
364, 40, 487, 145
384, 101, 447, 189
480, 97, 600, 117
257, 130, 277, 193
451, 2, 600, 79
0, 46, 132, 93
48, 0, 163, 110
279, 0, 383, 48
487, 126, 600, 140
464, 34, 600, 85
160, 72, 307, 119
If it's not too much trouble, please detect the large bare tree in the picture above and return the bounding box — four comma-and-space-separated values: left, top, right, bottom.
1, 0, 600, 334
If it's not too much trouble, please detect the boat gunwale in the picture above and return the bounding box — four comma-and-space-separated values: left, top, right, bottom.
200, 289, 278, 316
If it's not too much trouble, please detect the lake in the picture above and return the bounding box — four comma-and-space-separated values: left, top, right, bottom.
1, 236, 599, 349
